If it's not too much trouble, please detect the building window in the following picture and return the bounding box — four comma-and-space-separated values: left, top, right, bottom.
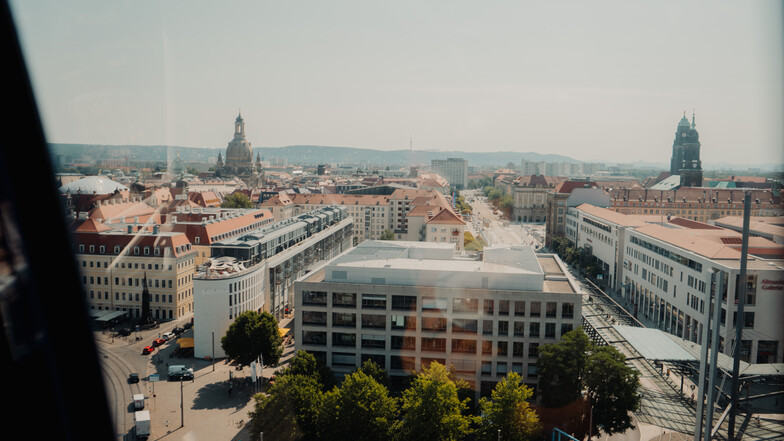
529, 322, 540, 338
391, 295, 417, 310
361, 314, 386, 329
302, 331, 327, 345
390, 335, 416, 350
530, 301, 541, 317
421, 337, 446, 352
333, 292, 357, 308
528, 342, 539, 358
332, 332, 356, 347
545, 323, 556, 338
452, 298, 478, 313
360, 334, 385, 349
483, 299, 494, 315
514, 321, 525, 337
361, 294, 387, 309
391, 315, 416, 330
498, 320, 509, 336
562, 302, 574, 319
451, 339, 477, 354
546, 302, 557, 318
422, 317, 447, 332
514, 301, 526, 316
422, 297, 447, 311
498, 300, 509, 316
303, 291, 327, 305
332, 312, 356, 327
497, 341, 508, 357
452, 319, 478, 334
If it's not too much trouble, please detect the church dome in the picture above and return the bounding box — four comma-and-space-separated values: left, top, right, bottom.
224, 111, 253, 166
59, 176, 129, 194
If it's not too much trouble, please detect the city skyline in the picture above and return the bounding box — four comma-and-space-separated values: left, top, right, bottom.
9, 1, 783, 166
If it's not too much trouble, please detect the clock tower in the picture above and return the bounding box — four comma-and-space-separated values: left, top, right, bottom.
670, 111, 702, 187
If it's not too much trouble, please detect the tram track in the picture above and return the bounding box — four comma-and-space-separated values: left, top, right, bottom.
97, 345, 143, 439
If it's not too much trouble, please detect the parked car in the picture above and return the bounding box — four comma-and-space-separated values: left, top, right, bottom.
142, 346, 155, 355
183, 321, 192, 330
128, 373, 140, 383
152, 338, 165, 347
161, 332, 174, 341
172, 327, 184, 335
117, 328, 132, 336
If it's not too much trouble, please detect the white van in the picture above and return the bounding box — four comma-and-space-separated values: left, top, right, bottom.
162, 331, 175, 341
133, 393, 145, 410
168, 365, 194, 380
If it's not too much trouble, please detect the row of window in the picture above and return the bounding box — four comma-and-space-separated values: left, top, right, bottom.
303, 311, 573, 337
312, 339, 543, 363
302, 331, 539, 359
89, 290, 176, 304
79, 243, 192, 256
302, 291, 575, 318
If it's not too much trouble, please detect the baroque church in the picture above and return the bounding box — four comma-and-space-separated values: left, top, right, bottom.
216, 111, 264, 187
669, 111, 703, 187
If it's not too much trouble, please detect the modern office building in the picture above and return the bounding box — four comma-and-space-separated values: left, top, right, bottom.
431, 157, 469, 190
192, 206, 353, 358
294, 240, 582, 398
566, 203, 784, 364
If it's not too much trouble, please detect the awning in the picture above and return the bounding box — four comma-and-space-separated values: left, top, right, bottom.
90, 310, 127, 322
279, 328, 291, 337
612, 325, 698, 362
177, 338, 194, 349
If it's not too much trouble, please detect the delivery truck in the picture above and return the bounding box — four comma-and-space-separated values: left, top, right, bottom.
134, 410, 150, 440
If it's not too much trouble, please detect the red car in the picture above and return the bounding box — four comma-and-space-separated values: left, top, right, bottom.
152, 338, 165, 347
142, 346, 155, 355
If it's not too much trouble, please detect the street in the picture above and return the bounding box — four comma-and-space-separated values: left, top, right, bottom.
95, 316, 296, 441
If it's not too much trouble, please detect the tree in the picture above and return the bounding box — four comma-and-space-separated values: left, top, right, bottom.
396, 362, 477, 441
221, 311, 283, 366
379, 229, 395, 240
278, 350, 336, 391
537, 328, 594, 407
478, 373, 541, 441
249, 373, 324, 441
357, 358, 390, 388
319, 370, 398, 441
537, 329, 641, 437
585, 346, 640, 436
221, 192, 254, 208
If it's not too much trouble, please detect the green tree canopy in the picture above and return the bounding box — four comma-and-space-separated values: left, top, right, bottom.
220, 310, 283, 366
537, 329, 641, 437
537, 328, 594, 407
221, 192, 254, 208
249, 373, 324, 441
319, 370, 398, 441
379, 229, 395, 240
277, 350, 336, 391
585, 346, 641, 436
478, 373, 541, 441
396, 362, 477, 441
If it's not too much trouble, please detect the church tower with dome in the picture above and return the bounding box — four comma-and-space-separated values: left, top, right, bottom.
216, 111, 264, 187
669, 111, 702, 187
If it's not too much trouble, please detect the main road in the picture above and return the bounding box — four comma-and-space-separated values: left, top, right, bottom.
464, 189, 543, 249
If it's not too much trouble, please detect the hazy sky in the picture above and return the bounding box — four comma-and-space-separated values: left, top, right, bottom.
9, 1, 784, 166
